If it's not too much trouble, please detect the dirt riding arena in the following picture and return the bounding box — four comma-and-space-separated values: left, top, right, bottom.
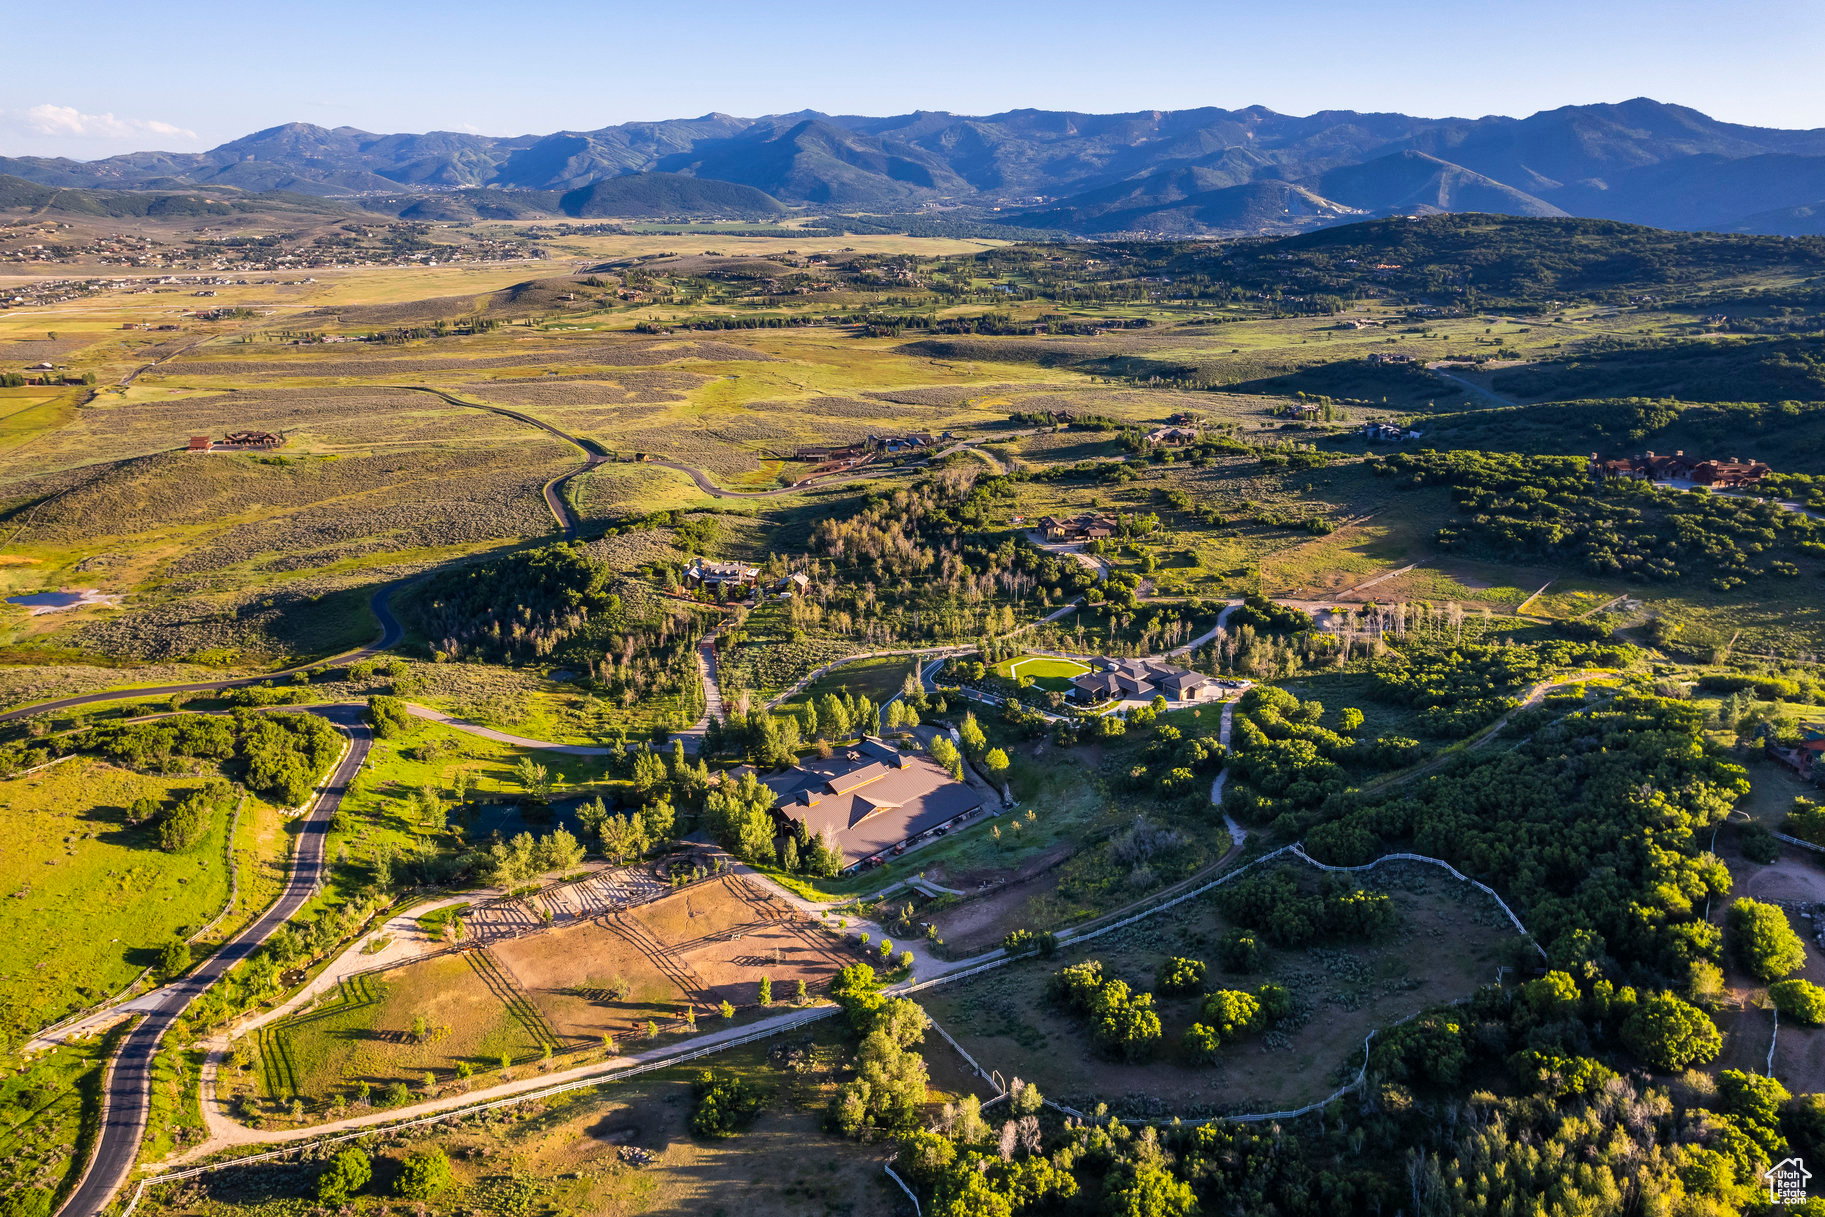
462, 865, 673, 944
489, 875, 852, 1046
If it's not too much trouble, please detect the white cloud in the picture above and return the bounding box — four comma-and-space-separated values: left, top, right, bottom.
21, 104, 196, 143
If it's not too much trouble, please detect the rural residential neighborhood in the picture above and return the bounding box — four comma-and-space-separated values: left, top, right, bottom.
2, 5, 1825, 1217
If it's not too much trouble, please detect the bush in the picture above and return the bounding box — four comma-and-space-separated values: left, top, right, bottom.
1089, 980, 1161, 1062
1256, 982, 1292, 1023
394, 1148, 452, 1199
367, 694, 414, 739
690, 1069, 765, 1138
1155, 957, 1207, 994
1770, 978, 1825, 1026
1728, 898, 1807, 981
1199, 990, 1262, 1039
1739, 822, 1781, 864
1048, 960, 1105, 1009
316, 1147, 371, 1203
1050, 960, 1159, 1061
1218, 928, 1263, 972
156, 780, 231, 852
1002, 928, 1039, 955
1182, 1022, 1223, 1062
1214, 871, 1396, 947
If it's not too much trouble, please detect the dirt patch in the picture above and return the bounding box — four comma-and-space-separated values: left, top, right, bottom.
492, 918, 693, 1044
491, 876, 852, 1042
1772, 1020, 1825, 1093
934, 842, 1082, 954
1739, 857, 1825, 904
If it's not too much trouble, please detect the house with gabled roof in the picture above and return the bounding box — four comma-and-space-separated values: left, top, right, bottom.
1070, 657, 1223, 706
761, 738, 982, 871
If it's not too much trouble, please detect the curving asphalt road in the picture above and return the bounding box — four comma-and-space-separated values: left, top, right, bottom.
54, 705, 372, 1217
0, 584, 404, 724
398, 387, 606, 538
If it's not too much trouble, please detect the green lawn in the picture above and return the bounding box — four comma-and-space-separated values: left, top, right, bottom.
998, 654, 1092, 693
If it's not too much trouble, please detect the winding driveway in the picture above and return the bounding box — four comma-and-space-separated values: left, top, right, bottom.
55, 706, 372, 1217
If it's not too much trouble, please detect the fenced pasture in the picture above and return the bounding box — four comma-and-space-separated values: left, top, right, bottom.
922, 859, 1522, 1118
253, 875, 846, 1118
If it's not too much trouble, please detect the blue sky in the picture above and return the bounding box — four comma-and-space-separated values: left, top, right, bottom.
5, 0, 1822, 158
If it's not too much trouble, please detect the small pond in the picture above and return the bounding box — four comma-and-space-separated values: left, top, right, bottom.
7, 591, 85, 608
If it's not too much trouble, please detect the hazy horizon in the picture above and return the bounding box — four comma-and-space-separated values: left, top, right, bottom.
3, 0, 1821, 159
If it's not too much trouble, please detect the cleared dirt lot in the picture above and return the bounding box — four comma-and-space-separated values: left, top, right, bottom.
490, 876, 853, 1046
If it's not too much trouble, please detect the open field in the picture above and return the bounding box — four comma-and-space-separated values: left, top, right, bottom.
253, 876, 850, 1115
922, 860, 1521, 1116
0, 1033, 113, 1217
0, 757, 231, 1048
256, 951, 549, 1103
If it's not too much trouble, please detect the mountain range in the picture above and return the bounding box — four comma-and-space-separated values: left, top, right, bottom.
8, 98, 1825, 237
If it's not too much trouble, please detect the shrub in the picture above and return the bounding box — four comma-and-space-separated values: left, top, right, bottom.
1738, 822, 1781, 864
690, 1069, 765, 1138
156, 781, 230, 852
1770, 978, 1825, 1026
1199, 990, 1262, 1039
1155, 956, 1207, 994
1089, 980, 1161, 1062
394, 1148, 452, 1199
1217, 928, 1263, 972
1509, 1051, 1618, 1099
1373, 1011, 1471, 1088
1182, 1022, 1223, 1062
1728, 898, 1807, 981
1256, 983, 1292, 1023
1048, 960, 1106, 1009
316, 1147, 371, 1203
1050, 960, 1159, 1061
367, 694, 414, 740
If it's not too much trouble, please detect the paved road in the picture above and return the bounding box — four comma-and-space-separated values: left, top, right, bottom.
400, 387, 606, 538
401, 702, 623, 754
643, 456, 916, 500
0, 584, 404, 724
1426, 362, 1519, 408
55, 705, 372, 1217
